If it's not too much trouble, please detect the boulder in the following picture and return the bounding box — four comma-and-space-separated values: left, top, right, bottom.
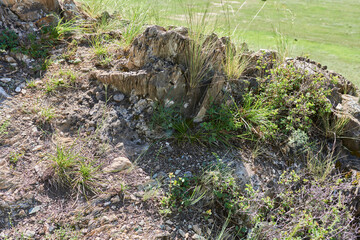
1, 0, 60, 22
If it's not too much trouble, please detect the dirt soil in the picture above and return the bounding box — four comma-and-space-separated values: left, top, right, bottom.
0, 31, 290, 239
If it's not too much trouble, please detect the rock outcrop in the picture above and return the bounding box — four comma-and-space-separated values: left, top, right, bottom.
94, 25, 229, 119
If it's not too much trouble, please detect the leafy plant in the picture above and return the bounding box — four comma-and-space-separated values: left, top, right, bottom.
0, 29, 19, 51
161, 157, 358, 239
261, 62, 333, 134
9, 151, 25, 166
0, 120, 10, 141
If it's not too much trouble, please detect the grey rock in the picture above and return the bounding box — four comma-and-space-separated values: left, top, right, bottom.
29, 205, 41, 215
113, 93, 125, 102
0, 78, 12, 83
0, 87, 10, 99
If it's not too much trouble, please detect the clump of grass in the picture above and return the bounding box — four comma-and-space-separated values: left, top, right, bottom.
182, 2, 217, 88
222, 43, 249, 80
50, 145, 100, 197
121, 6, 148, 46
90, 36, 113, 66
45, 77, 70, 94
39, 106, 56, 122
26, 79, 38, 89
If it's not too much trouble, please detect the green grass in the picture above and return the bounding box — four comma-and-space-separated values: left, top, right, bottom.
79, 0, 360, 85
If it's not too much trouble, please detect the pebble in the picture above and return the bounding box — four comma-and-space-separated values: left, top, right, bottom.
175, 170, 181, 175
178, 229, 186, 238
24, 230, 35, 238
165, 220, 173, 225
111, 195, 121, 204
193, 234, 206, 240
32, 145, 43, 151
0, 86, 10, 98
29, 205, 41, 215
113, 93, 125, 102
193, 225, 202, 235
0, 77, 12, 83
15, 86, 22, 93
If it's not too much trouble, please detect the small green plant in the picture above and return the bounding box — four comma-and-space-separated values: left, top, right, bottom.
45, 224, 81, 240
26, 79, 38, 89
45, 77, 69, 93
39, 106, 55, 122
90, 36, 113, 66
59, 69, 78, 84
9, 151, 25, 166
0, 29, 19, 51
49, 16, 82, 41
0, 120, 10, 141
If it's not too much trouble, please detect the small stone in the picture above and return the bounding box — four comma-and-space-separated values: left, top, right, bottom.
24, 230, 35, 238
193, 225, 202, 235
5, 55, 16, 63
111, 195, 121, 204
104, 201, 111, 207
15, 86, 22, 93
175, 170, 181, 175
18, 209, 26, 217
154, 232, 170, 240
32, 145, 43, 151
0, 78, 12, 83
165, 220, 173, 225
184, 171, 192, 178
113, 93, 125, 102
178, 229, 186, 238
29, 206, 41, 215
193, 234, 205, 240
0, 86, 10, 99
73, 58, 82, 64
103, 157, 132, 173
48, 225, 55, 233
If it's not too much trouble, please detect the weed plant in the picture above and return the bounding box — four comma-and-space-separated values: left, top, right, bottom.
0, 120, 10, 141
0, 29, 19, 51
161, 160, 358, 239
260, 62, 334, 134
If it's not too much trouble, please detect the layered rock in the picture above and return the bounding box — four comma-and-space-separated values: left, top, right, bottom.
94, 25, 229, 119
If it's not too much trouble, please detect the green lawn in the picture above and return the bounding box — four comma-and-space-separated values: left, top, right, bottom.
81, 0, 360, 85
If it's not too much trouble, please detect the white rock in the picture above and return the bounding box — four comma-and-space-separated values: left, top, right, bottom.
15, 86, 21, 93
0, 78, 12, 83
